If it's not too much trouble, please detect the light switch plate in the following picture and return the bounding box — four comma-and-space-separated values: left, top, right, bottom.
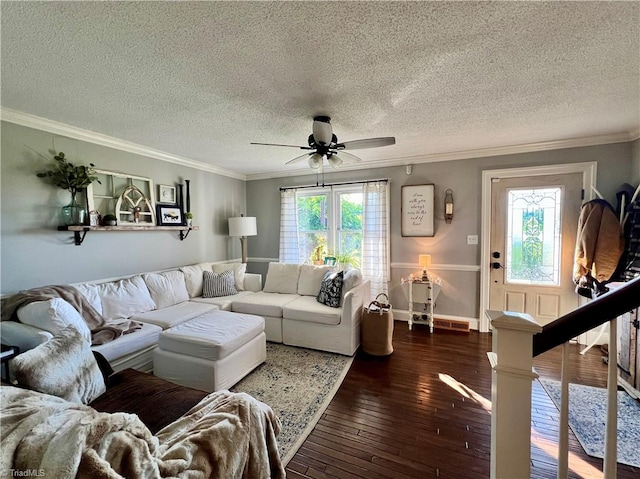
467, 235, 478, 245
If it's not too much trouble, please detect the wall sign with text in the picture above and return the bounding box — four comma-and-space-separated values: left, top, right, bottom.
401, 184, 435, 237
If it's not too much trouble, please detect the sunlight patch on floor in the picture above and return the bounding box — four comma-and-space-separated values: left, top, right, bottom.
438, 373, 492, 413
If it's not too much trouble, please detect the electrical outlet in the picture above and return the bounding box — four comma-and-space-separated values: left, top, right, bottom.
467, 235, 478, 245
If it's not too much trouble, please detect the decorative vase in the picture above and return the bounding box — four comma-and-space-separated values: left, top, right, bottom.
61, 191, 86, 226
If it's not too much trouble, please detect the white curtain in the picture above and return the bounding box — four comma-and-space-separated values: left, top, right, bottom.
279, 188, 300, 263
362, 181, 390, 299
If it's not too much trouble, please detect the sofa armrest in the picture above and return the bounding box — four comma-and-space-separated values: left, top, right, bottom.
0, 321, 54, 353
244, 273, 262, 292
341, 280, 371, 325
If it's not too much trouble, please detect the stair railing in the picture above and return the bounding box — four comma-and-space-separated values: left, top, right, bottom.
487, 275, 640, 479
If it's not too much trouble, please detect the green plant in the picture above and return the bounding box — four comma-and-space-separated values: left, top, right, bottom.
335, 252, 360, 268
36, 151, 100, 195
184, 211, 193, 220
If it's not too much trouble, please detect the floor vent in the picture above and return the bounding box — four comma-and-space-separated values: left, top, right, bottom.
433, 318, 470, 332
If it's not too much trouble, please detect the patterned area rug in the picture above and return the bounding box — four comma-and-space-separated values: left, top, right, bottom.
231, 343, 354, 465
539, 378, 640, 467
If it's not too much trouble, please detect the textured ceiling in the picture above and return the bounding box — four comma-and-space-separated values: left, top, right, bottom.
1, 1, 639, 179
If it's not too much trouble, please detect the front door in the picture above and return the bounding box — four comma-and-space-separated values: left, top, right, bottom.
489, 173, 583, 326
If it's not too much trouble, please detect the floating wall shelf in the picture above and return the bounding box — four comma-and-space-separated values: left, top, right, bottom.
58, 225, 199, 245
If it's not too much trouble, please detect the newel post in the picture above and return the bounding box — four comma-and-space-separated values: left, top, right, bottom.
486, 310, 542, 479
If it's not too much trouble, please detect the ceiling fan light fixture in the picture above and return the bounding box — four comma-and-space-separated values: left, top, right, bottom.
308, 153, 323, 169
327, 154, 343, 169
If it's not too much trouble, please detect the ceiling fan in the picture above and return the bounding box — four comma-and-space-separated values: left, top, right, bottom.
251, 116, 395, 170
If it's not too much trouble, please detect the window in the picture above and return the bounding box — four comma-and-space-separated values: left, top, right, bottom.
295, 187, 362, 265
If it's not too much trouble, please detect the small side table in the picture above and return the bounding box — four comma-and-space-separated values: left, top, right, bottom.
1, 344, 20, 382
403, 279, 442, 332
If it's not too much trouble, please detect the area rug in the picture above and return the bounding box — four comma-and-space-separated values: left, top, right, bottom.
539, 378, 640, 468
231, 343, 354, 465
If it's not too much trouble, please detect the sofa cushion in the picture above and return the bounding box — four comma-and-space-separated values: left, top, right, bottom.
211, 262, 247, 291
232, 291, 299, 317
10, 326, 106, 404
72, 283, 104, 315
342, 268, 363, 294
131, 301, 219, 330
97, 276, 156, 321
17, 298, 92, 344
203, 270, 238, 298
158, 310, 264, 361
283, 296, 342, 325
317, 270, 344, 308
263, 263, 301, 294
190, 290, 254, 311
179, 262, 212, 298
297, 264, 334, 296
142, 271, 189, 309
92, 322, 162, 363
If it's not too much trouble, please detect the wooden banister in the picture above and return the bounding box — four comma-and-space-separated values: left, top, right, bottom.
532, 275, 640, 357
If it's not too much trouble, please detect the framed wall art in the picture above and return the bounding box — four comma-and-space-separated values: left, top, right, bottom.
401, 184, 435, 237
156, 204, 184, 226
158, 184, 176, 204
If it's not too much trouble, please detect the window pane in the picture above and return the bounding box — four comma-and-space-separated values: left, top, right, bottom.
300, 232, 328, 264
506, 187, 562, 285
297, 195, 328, 231
340, 193, 362, 230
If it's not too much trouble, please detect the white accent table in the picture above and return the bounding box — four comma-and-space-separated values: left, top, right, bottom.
403, 279, 441, 332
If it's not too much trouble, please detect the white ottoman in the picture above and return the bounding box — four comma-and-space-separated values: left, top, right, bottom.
153, 310, 266, 392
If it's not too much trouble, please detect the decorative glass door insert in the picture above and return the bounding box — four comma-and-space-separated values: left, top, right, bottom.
506, 187, 562, 285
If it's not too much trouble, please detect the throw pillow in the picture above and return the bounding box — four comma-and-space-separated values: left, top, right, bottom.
317, 271, 344, 308
142, 271, 190, 309
202, 270, 238, 298
342, 268, 363, 295
10, 326, 107, 404
263, 262, 301, 294
211, 262, 247, 291
17, 298, 92, 344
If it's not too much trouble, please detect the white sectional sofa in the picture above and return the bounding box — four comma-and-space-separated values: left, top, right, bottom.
1, 260, 370, 390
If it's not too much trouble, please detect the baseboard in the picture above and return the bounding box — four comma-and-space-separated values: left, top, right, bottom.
394, 310, 479, 331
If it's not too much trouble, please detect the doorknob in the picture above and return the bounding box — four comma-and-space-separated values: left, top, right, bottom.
491, 262, 503, 269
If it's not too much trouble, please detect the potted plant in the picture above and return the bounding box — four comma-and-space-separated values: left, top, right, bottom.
185, 211, 193, 227
335, 252, 360, 270
36, 151, 100, 225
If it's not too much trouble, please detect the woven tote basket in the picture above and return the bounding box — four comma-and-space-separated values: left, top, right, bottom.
361, 293, 394, 356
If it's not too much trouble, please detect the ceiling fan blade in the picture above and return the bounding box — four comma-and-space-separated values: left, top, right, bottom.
251, 142, 314, 150
285, 152, 312, 165
335, 137, 396, 150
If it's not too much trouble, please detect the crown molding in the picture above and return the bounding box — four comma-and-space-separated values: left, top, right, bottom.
0, 108, 247, 181
246, 129, 639, 181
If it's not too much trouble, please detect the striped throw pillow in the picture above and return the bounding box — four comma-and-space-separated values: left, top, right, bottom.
202, 270, 238, 298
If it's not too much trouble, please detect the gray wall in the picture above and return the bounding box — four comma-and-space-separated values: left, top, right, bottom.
1, 121, 247, 294
247, 142, 633, 320
632, 138, 640, 185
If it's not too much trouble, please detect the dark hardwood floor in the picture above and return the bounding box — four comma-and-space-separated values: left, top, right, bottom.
285, 322, 640, 479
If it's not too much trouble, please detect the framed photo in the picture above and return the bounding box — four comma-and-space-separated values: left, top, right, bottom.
401, 184, 435, 237
158, 184, 176, 204
156, 204, 184, 226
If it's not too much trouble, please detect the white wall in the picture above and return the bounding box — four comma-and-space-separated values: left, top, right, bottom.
0, 121, 247, 293
246, 142, 633, 321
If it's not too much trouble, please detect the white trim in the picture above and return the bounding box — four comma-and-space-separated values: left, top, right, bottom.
392, 262, 481, 272
479, 162, 597, 333
246, 131, 637, 181
394, 310, 479, 331
1, 108, 246, 181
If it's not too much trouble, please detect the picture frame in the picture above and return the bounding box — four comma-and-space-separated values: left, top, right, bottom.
156, 204, 184, 226
401, 184, 435, 237
158, 184, 176, 204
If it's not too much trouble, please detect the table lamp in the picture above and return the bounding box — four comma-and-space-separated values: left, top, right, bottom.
419, 254, 431, 282
228, 215, 257, 263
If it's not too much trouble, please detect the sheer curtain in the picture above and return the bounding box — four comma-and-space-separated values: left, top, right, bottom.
362, 181, 390, 299
279, 188, 300, 263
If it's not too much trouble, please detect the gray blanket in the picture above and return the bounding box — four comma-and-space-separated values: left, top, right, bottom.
1, 385, 285, 479
0, 284, 140, 345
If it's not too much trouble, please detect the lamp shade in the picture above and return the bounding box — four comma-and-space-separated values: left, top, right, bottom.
228, 216, 257, 237
419, 254, 432, 268
308, 153, 323, 170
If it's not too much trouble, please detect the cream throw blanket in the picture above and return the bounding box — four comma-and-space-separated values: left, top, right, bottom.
1, 386, 285, 479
